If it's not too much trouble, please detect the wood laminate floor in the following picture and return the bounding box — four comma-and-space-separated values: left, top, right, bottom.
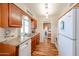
32, 38, 58, 56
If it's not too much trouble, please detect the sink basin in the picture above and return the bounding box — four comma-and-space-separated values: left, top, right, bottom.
24, 33, 34, 37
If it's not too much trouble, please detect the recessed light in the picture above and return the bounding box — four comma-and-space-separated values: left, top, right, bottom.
46, 16, 48, 19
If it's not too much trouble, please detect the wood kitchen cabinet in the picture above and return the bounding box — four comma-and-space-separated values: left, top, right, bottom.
0, 3, 22, 28
31, 19, 37, 29
31, 33, 40, 53
36, 33, 40, 44
0, 4, 1, 26
0, 43, 19, 56
9, 4, 22, 27
31, 36, 36, 52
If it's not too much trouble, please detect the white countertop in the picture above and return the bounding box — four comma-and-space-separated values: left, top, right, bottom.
1, 33, 40, 46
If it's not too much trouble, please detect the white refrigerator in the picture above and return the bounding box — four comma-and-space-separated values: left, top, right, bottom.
58, 8, 79, 56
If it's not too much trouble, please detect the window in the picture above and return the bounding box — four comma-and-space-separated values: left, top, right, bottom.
24, 20, 29, 33
21, 19, 29, 36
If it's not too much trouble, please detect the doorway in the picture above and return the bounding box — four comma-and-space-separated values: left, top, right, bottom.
43, 23, 51, 42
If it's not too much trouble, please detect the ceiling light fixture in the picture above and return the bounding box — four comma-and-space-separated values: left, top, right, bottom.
45, 3, 48, 9
45, 3, 48, 19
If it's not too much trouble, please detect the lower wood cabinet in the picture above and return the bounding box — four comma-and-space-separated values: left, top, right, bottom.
0, 43, 19, 56
31, 33, 40, 53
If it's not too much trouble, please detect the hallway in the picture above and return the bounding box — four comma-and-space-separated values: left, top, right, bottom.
32, 38, 58, 56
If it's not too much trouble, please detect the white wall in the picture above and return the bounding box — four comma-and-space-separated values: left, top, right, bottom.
49, 15, 59, 43
36, 16, 45, 42
36, 15, 59, 43
14, 3, 37, 20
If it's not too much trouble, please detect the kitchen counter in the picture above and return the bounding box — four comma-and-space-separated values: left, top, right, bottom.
0, 32, 40, 46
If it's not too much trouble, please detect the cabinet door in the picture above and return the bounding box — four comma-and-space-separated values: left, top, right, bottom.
36, 34, 40, 44
0, 43, 17, 56
31, 20, 35, 29
9, 4, 22, 28
58, 35, 74, 56
0, 4, 1, 26
34, 20, 37, 29
31, 37, 35, 52
31, 20, 37, 29
1, 4, 9, 27
31, 37, 36, 52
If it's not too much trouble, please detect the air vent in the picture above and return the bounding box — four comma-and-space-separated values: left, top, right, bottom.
26, 9, 33, 16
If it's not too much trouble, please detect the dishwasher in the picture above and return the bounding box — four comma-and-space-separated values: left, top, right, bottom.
19, 39, 31, 56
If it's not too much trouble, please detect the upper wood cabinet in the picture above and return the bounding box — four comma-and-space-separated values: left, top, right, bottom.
0, 4, 1, 26
31, 19, 37, 29
9, 4, 22, 27
0, 3, 22, 28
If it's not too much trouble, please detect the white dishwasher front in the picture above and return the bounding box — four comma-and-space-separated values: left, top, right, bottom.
19, 39, 31, 56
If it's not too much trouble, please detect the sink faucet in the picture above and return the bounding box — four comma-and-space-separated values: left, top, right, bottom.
4, 29, 10, 38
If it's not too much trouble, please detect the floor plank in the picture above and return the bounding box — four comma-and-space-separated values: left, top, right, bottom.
32, 38, 58, 56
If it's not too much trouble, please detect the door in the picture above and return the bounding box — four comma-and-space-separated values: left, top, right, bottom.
0, 3, 9, 27
31, 19, 37, 29
9, 4, 22, 27
43, 23, 51, 42
58, 34, 75, 56
19, 39, 31, 56
0, 4, 1, 26
58, 9, 75, 39
31, 36, 36, 52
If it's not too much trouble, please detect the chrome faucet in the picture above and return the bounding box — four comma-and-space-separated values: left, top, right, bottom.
4, 28, 10, 38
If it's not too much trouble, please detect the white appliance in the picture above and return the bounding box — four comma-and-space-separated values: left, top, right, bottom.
58, 8, 79, 56
19, 39, 31, 56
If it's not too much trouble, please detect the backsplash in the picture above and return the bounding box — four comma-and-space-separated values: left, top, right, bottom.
0, 27, 20, 42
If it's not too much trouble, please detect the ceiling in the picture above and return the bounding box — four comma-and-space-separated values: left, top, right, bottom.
25, 3, 68, 17
15, 3, 69, 21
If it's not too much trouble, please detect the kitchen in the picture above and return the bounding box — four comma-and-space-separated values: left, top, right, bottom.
0, 3, 79, 56
0, 3, 40, 56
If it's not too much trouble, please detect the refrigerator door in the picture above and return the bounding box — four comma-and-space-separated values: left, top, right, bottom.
76, 8, 79, 56
58, 9, 76, 39
58, 34, 75, 56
